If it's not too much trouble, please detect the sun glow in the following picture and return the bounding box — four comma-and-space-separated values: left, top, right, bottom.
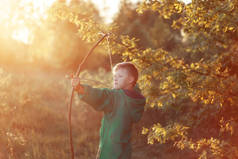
19, 0, 57, 20
12, 27, 31, 44
0, 0, 57, 44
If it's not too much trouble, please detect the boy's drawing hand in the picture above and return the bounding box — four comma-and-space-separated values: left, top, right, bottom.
71, 76, 84, 94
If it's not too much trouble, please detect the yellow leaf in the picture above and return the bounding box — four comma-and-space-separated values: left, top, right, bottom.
142, 127, 149, 135
157, 101, 163, 107
172, 93, 176, 98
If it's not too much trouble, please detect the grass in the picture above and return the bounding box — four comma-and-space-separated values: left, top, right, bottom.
0, 66, 103, 159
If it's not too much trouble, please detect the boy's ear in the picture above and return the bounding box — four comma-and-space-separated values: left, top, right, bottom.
128, 75, 135, 84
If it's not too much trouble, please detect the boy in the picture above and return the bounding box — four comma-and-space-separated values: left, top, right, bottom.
71, 62, 146, 159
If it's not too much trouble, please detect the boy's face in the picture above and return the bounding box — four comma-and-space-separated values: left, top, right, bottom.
113, 68, 134, 90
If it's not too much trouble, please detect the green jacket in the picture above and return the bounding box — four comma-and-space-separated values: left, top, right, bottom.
78, 84, 146, 159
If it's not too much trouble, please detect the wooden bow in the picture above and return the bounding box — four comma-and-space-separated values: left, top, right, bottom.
68, 33, 110, 159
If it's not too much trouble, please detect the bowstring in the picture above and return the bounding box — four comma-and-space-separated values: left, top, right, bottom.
106, 35, 113, 72
95, 35, 113, 159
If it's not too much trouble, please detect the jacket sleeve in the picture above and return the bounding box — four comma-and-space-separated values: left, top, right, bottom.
77, 85, 114, 112
131, 98, 146, 123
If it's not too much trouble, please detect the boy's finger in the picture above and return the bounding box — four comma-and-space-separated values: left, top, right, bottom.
72, 78, 80, 86
72, 79, 80, 85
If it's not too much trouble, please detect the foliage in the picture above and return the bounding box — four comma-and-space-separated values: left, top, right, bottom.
133, 0, 238, 158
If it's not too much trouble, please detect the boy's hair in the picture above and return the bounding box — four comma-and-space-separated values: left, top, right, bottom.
113, 62, 138, 86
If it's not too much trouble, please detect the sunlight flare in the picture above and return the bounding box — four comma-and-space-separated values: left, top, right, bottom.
0, 0, 57, 44
12, 27, 31, 44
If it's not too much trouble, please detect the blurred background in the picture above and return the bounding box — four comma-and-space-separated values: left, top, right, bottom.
1, 0, 238, 159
